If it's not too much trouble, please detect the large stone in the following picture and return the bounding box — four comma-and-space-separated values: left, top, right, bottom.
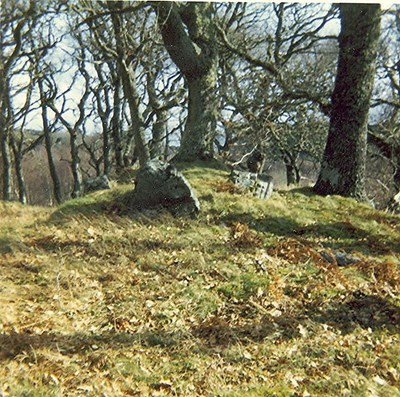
230, 169, 273, 200
84, 175, 111, 194
129, 160, 200, 216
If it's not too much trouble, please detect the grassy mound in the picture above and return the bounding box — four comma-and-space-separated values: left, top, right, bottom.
1, 163, 399, 396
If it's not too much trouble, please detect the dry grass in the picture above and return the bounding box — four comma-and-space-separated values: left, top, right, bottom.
1, 163, 400, 396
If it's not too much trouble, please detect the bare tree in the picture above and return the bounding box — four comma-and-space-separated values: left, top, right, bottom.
216, 3, 337, 183
0, 0, 39, 201
36, 71, 63, 204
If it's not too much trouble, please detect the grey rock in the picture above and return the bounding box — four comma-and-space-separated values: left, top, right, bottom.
320, 250, 361, 266
335, 252, 361, 266
129, 159, 200, 217
84, 175, 111, 194
319, 250, 336, 264
230, 169, 273, 200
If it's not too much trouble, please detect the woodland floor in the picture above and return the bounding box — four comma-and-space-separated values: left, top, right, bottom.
0, 162, 399, 397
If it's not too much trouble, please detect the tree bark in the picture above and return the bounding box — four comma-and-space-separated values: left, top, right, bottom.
150, 109, 167, 159
92, 61, 113, 176
10, 136, 27, 204
0, 131, 12, 201
111, 77, 124, 173
146, 71, 168, 159
38, 79, 62, 205
283, 151, 301, 186
156, 2, 218, 161
0, 72, 13, 201
69, 130, 82, 199
314, 4, 381, 200
108, 1, 150, 167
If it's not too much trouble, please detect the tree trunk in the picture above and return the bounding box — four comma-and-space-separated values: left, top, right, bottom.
394, 152, 400, 192
285, 163, 301, 186
10, 136, 27, 204
43, 121, 62, 205
283, 151, 300, 186
150, 109, 167, 159
156, 2, 218, 162
14, 155, 27, 204
69, 130, 82, 199
111, 79, 124, 173
120, 69, 149, 166
146, 71, 168, 160
102, 124, 111, 177
0, 72, 13, 201
93, 62, 113, 177
108, 1, 150, 167
1, 131, 12, 201
285, 163, 300, 186
314, 4, 381, 200
38, 80, 62, 205
178, 75, 217, 161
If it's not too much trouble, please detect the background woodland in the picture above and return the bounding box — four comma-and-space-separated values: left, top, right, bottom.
1, 1, 400, 208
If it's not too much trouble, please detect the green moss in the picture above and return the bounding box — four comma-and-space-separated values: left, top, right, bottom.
218, 272, 269, 301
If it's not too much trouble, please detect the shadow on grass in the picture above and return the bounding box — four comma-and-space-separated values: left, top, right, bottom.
220, 213, 301, 237
192, 292, 400, 349
0, 327, 190, 362
220, 210, 400, 255
294, 221, 400, 255
0, 236, 18, 254
28, 231, 203, 260
312, 293, 400, 334
48, 190, 133, 223
1, 292, 398, 362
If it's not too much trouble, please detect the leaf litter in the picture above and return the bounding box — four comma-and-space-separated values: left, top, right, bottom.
0, 170, 400, 396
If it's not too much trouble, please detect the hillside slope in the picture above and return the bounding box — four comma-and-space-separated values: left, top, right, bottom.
1, 163, 399, 397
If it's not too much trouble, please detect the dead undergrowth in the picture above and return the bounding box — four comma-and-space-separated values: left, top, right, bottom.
0, 163, 399, 396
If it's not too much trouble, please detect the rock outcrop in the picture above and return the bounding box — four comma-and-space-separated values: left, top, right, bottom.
129, 160, 200, 216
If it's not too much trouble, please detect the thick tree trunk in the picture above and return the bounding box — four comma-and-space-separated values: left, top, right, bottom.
156, 2, 218, 162
178, 76, 217, 161
314, 4, 381, 200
